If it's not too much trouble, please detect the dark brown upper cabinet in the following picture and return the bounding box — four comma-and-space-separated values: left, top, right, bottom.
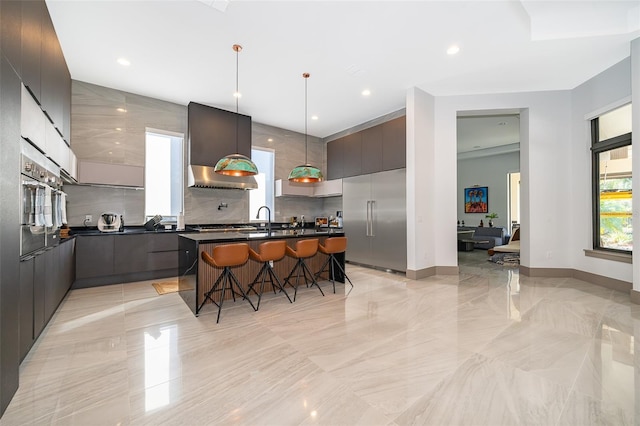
382, 116, 406, 171
20, 0, 43, 101
342, 132, 362, 178
361, 125, 383, 174
187, 102, 252, 167
326, 115, 406, 180
326, 137, 344, 180
1, 0, 23, 76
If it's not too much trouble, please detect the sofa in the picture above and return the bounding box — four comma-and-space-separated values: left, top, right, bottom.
458, 226, 507, 249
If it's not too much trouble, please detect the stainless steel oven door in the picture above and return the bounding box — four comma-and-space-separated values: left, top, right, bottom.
20, 176, 46, 257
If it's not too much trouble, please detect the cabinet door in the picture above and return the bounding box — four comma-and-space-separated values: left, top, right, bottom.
44, 247, 59, 322
76, 236, 115, 279
39, 9, 57, 123
326, 139, 344, 180
58, 240, 74, 303
21, 0, 43, 101
382, 116, 406, 170
148, 234, 178, 252
19, 258, 35, 361
1, 0, 22, 75
371, 169, 407, 272
342, 133, 362, 178
361, 126, 383, 174
114, 235, 148, 274
342, 174, 371, 265
33, 253, 46, 338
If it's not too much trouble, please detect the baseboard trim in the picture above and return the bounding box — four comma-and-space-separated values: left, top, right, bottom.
406, 267, 436, 280
436, 266, 459, 275
519, 266, 573, 278
630, 290, 640, 304
520, 266, 632, 294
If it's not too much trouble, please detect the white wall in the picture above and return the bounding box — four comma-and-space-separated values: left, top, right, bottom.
457, 151, 520, 228
571, 57, 632, 283
427, 91, 572, 270
406, 87, 436, 274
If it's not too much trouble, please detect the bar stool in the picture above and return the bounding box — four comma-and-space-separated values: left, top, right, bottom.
247, 241, 292, 310
197, 243, 256, 323
283, 239, 324, 301
316, 237, 353, 293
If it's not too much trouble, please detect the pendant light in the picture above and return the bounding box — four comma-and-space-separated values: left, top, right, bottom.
288, 73, 323, 183
214, 44, 258, 176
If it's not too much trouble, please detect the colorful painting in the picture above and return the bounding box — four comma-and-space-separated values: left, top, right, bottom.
464, 186, 488, 213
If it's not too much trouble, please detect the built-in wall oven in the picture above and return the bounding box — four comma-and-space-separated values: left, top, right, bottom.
20, 140, 62, 258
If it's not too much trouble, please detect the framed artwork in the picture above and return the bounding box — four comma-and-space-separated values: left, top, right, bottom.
464, 186, 488, 213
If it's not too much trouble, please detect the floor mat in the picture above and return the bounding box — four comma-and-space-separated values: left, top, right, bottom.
152, 281, 180, 295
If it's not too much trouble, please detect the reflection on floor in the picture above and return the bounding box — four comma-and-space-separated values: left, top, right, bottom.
2, 256, 638, 425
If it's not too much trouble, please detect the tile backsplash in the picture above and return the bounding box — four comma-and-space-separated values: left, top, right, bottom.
66, 81, 341, 227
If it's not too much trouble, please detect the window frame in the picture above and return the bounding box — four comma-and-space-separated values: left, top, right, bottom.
590, 117, 632, 253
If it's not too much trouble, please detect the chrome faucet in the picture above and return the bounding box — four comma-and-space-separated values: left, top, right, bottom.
256, 206, 271, 235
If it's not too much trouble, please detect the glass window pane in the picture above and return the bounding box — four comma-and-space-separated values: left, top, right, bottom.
249, 148, 275, 221
599, 104, 632, 141
145, 131, 183, 220
598, 147, 632, 251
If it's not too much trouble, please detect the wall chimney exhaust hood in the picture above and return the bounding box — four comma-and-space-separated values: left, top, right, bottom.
187, 102, 256, 190
187, 164, 257, 190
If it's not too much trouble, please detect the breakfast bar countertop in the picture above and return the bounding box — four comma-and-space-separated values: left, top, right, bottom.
178, 229, 344, 243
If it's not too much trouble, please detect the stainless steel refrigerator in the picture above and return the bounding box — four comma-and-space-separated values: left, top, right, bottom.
342, 168, 406, 272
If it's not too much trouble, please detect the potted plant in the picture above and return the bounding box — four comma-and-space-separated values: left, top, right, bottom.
485, 212, 498, 227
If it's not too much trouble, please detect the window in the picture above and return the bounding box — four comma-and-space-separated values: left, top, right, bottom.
591, 104, 632, 252
145, 130, 183, 221
249, 148, 275, 222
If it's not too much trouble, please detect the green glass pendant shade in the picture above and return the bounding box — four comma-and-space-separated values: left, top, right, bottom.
214, 153, 259, 176
288, 163, 323, 183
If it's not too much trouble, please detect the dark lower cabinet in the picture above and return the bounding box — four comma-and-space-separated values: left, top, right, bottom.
76, 235, 114, 280
74, 233, 179, 288
18, 257, 34, 362
19, 239, 75, 363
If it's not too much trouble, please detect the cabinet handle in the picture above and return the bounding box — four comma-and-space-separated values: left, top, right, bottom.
370, 200, 376, 237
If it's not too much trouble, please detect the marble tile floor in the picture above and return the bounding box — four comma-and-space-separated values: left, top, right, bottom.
2, 252, 639, 425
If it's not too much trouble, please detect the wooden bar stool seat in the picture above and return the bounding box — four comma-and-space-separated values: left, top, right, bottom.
247, 241, 292, 310
316, 237, 353, 293
197, 243, 256, 323
283, 239, 324, 301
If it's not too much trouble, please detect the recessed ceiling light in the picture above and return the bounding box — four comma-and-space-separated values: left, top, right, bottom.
108, 151, 113, 155
115, 127, 122, 131
362, 89, 371, 96
233, 91, 241, 98
311, 115, 318, 120
267, 138, 273, 142
115, 141, 121, 145
116, 108, 127, 113
447, 45, 460, 55
117, 57, 130, 66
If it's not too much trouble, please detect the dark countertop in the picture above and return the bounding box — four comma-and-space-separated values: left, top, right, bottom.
69, 226, 195, 236
179, 229, 344, 243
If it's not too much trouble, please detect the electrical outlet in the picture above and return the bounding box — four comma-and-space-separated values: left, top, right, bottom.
85, 215, 92, 222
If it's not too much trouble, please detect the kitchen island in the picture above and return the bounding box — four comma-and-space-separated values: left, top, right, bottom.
178, 229, 345, 316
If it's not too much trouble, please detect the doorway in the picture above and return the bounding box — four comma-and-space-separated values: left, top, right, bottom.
456, 112, 521, 263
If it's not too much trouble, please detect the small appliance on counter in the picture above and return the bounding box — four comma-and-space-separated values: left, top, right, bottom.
144, 214, 163, 231
97, 212, 121, 232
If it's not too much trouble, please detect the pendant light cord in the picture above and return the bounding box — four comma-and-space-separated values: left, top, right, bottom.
305, 75, 308, 164
234, 44, 241, 153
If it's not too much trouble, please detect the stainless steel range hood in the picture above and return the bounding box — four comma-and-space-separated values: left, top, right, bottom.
187, 164, 257, 190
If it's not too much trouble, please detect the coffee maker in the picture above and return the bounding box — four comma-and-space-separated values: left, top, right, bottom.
97, 212, 121, 232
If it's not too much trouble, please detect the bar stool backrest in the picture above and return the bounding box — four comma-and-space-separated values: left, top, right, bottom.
322, 237, 347, 254
202, 243, 249, 268
294, 239, 319, 258
256, 240, 287, 262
